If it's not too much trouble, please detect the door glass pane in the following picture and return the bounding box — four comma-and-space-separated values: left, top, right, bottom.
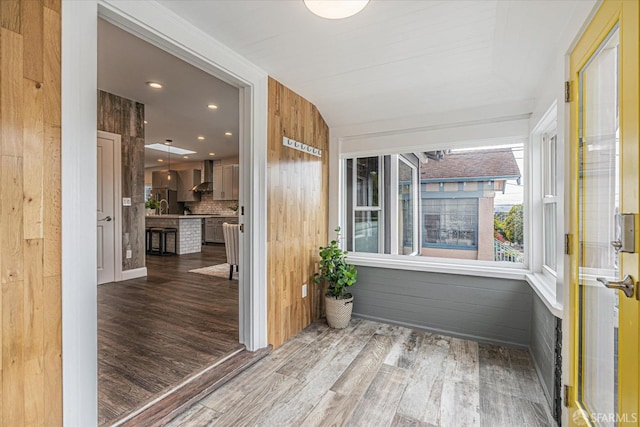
544, 135, 557, 197
355, 211, 379, 253
578, 26, 619, 424
398, 160, 414, 255
356, 157, 379, 207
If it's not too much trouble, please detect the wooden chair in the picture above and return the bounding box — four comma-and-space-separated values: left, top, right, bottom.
222, 223, 240, 280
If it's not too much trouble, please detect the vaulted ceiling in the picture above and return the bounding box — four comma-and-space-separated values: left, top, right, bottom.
158, 0, 597, 127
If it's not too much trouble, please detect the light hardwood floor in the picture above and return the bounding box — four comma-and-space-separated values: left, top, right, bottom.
167, 319, 555, 427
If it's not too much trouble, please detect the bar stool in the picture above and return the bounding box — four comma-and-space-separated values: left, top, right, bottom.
161, 228, 177, 256
145, 227, 151, 253
148, 227, 165, 255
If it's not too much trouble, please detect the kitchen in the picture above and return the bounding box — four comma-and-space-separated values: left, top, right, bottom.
144, 158, 239, 255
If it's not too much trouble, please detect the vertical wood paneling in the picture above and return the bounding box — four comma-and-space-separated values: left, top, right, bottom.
0, 1, 62, 425
1, 28, 24, 157
267, 78, 329, 348
97, 90, 146, 271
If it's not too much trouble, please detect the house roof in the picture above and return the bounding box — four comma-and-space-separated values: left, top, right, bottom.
420, 149, 521, 182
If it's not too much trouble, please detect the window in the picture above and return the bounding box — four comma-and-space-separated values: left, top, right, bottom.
343, 144, 524, 266
542, 133, 558, 272
398, 157, 418, 255
349, 157, 383, 253
423, 198, 477, 249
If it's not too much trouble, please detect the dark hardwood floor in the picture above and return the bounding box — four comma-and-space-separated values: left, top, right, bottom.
98, 244, 243, 426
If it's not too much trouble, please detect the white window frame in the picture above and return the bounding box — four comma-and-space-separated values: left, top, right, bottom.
525, 100, 563, 317
351, 156, 384, 253
340, 138, 528, 279
391, 155, 420, 256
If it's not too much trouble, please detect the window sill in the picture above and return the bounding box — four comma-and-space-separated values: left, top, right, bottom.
347, 253, 529, 281
525, 273, 563, 318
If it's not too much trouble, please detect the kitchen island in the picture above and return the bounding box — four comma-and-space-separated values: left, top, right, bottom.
146, 215, 211, 255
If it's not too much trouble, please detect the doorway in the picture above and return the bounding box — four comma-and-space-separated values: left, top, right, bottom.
61, 3, 269, 425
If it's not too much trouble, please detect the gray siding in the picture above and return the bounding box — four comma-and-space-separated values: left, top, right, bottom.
351, 266, 533, 347
530, 292, 558, 407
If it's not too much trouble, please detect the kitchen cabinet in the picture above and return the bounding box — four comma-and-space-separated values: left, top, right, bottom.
213, 164, 239, 201
204, 216, 238, 243
177, 169, 201, 202
152, 170, 177, 190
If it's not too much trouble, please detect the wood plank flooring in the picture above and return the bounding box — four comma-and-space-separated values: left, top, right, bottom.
167, 319, 555, 427
98, 244, 242, 426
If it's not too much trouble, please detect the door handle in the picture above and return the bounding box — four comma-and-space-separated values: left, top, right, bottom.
597, 275, 635, 298
98, 216, 113, 222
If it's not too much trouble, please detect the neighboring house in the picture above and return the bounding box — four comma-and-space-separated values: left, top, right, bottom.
419, 149, 521, 261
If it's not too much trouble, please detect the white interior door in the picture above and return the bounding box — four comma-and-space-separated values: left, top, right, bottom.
97, 132, 117, 284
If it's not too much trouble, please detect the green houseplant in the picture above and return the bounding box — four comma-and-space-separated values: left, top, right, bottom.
145, 196, 159, 216
314, 227, 357, 328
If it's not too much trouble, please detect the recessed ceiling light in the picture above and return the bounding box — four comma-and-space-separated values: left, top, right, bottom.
304, 0, 369, 19
225, 132, 232, 136
164, 141, 171, 146
197, 136, 205, 140
157, 159, 164, 162
146, 81, 163, 89
144, 120, 148, 124
183, 156, 189, 159
208, 152, 215, 156
207, 104, 218, 110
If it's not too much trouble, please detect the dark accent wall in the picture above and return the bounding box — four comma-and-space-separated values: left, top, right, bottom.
97, 90, 145, 271
350, 266, 533, 346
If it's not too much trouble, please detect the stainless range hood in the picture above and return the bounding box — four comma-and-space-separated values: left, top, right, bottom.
192, 160, 214, 192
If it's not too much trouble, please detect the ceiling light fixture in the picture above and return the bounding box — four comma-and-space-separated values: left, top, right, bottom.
183, 156, 189, 159
197, 136, 205, 140
166, 139, 172, 180
208, 152, 215, 156
225, 132, 232, 136
146, 81, 163, 89
304, 0, 369, 19
207, 104, 218, 110
157, 159, 163, 162
144, 120, 148, 124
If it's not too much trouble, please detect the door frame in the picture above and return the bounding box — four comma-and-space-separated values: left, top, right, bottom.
567, 0, 640, 424
97, 130, 123, 284
61, 1, 269, 425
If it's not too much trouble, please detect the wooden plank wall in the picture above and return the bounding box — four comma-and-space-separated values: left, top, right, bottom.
267, 78, 329, 348
97, 90, 146, 271
0, 0, 63, 425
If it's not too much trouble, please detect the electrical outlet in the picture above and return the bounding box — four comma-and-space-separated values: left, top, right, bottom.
126, 249, 132, 259
123, 197, 132, 206
302, 283, 308, 298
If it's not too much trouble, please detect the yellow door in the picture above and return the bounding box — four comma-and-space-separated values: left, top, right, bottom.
569, 0, 639, 426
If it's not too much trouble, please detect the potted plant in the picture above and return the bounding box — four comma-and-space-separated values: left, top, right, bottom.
314, 227, 357, 329
145, 196, 159, 216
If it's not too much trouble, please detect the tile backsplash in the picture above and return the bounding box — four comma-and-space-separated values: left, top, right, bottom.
185, 193, 238, 215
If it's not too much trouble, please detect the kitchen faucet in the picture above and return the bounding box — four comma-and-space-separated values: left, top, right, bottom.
159, 199, 169, 215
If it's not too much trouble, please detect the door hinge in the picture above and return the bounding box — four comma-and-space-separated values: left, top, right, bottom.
563, 384, 572, 407
564, 234, 572, 255
565, 81, 572, 102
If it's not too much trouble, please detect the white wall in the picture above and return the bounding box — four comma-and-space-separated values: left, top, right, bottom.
525, 2, 599, 426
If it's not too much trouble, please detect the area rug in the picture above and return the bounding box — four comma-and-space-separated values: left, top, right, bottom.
189, 263, 238, 280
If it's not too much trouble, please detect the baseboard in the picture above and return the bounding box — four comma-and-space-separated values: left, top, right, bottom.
529, 345, 554, 410
352, 312, 528, 349
120, 267, 147, 281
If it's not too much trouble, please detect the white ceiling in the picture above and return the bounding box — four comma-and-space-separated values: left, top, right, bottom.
157, 0, 596, 128
97, 19, 240, 168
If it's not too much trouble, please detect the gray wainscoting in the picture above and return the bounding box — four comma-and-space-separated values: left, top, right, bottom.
350, 266, 533, 347
530, 292, 558, 408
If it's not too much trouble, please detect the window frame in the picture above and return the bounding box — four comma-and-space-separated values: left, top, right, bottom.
542, 132, 558, 277
393, 155, 420, 256
351, 156, 384, 253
